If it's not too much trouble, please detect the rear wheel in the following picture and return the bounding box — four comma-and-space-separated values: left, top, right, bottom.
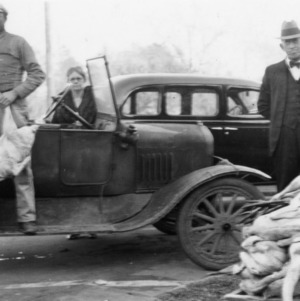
177, 178, 264, 270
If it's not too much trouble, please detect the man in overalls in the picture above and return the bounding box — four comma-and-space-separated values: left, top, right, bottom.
0, 4, 45, 234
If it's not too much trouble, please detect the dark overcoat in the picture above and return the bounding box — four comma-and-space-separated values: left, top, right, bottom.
52, 85, 97, 125
258, 60, 290, 155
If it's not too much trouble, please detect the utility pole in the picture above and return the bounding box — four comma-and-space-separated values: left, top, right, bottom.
45, 1, 53, 105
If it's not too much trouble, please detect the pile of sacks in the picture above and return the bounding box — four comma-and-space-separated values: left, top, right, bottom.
0, 125, 39, 181
231, 176, 300, 301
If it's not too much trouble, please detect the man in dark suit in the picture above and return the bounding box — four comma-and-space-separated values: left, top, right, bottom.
258, 20, 300, 191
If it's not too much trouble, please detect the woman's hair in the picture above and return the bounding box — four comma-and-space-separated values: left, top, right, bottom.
66, 66, 86, 81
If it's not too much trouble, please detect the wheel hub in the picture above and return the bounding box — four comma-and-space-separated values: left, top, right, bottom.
214, 215, 235, 231
222, 223, 231, 231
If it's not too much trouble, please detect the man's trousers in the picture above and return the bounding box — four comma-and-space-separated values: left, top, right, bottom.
273, 124, 300, 192
0, 101, 36, 222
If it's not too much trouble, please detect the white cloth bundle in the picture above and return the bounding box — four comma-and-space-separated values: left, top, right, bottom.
0, 125, 39, 181
231, 191, 300, 300
239, 235, 287, 277
243, 194, 300, 242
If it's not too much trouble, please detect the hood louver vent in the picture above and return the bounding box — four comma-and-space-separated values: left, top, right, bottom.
137, 151, 174, 189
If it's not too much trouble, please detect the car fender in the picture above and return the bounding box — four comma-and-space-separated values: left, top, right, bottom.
113, 163, 270, 232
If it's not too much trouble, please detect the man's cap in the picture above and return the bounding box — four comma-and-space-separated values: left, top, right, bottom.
0, 4, 8, 16
280, 20, 300, 40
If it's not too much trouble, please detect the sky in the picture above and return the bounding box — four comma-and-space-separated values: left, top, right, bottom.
1, 0, 300, 91
2, 0, 300, 73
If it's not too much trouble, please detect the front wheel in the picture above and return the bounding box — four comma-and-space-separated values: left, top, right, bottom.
177, 178, 264, 270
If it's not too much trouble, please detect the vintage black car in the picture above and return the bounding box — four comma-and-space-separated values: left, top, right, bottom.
114, 74, 271, 179
0, 57, 271, 270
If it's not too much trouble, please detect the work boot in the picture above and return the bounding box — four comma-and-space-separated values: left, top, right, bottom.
66, 233, 80, 240
66, 233, 97, 240
18, 221, 37, 235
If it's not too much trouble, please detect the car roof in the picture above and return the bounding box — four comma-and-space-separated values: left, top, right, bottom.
111, 73, 261, 104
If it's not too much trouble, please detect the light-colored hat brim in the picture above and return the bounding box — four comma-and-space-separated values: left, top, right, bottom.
280, 33, 300, 40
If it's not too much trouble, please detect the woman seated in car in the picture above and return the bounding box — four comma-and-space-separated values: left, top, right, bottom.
52, 66, 97, 127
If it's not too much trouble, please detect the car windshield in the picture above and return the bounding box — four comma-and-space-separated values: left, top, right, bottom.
86, 57, 117, 117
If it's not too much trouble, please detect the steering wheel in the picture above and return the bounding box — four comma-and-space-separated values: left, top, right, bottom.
44, 88, 93, 129
60, 103, 93, 129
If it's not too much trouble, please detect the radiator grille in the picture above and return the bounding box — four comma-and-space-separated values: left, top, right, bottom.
138, 152, 174, 188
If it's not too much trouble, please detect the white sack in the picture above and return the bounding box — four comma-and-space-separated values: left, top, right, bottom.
243, 194, 300, 241
0, 125, 39, 181
239, 235, 287, 276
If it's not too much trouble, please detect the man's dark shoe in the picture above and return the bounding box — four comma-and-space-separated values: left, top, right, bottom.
18, 221, 37, 235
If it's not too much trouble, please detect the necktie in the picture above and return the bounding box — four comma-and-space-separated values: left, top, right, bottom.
290, 61, 300, 68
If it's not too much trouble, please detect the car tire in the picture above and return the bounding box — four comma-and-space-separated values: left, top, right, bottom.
177, 178, 264, 270
153, 218, 176, 235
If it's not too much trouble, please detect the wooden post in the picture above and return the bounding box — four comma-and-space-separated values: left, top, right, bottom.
45, 1, 52, 105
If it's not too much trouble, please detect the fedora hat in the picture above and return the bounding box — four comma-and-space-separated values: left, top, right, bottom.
280, 20, 300, 40
0, 4, 8, 16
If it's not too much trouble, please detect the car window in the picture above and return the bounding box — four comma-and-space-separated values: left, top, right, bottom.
165, 87, 219, 116
165, 92, 182, 115
191, 91, 218, 116
122, 90, 161, 116
227, 96, 243, 116
227, 89, 260, 117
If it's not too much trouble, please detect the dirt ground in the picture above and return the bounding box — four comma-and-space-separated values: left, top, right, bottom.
156, 275, 240, 301
0, 228, 209, 301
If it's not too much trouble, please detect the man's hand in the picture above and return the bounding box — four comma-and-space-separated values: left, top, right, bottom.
0, 90, 18, 108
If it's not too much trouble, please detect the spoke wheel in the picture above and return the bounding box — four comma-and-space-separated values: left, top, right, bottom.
177, 178, 264, 270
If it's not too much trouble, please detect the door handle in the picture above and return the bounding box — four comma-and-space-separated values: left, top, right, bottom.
224, 127, 238, 135
224, 127, 238, 130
